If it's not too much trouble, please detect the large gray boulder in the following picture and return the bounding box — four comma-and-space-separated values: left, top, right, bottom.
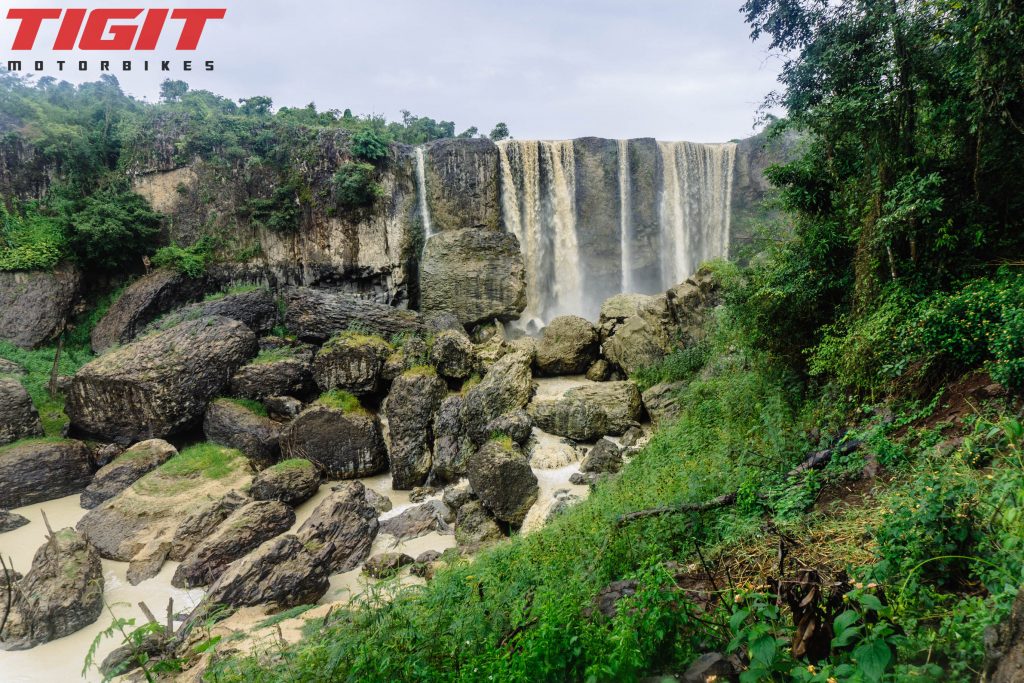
143, 287, 278, 337
312, 333, 394, 397
67, 316, 257, 442
580, 438, 623, 474
528, 397, 609, 442
599, 293, 675, 375
379, 500, 453, 541
467, 439, 538, 526
460, 350, 534, 446
420, 229, 526, 326
384, 369, 448, 490
642, 382, 686, 427
80, 439, 177, 510
430, 394, 471, 484
454, 499, 504, 550
280, 405, 388, 479
363, 552, 414, 579
297, 481, 379, 572
199, 534, 330, 613
284, 287, 424, 343
229, 349, 315, 401
665, 267, 722, 345
203, 399, 281, 470
172, 500, 295, 588
535, 316, 599, 376
0, 439, 92, 508
0, 265, 81, 349
0, 528, 103, 649
563, 382, 643, 434
170, 489, 250, 561
249, 459, 321, 507
0, 510, 29, 533
423, 138, 501, 232
0, 378, 42, 446
91, 268, 206, 354
429, 329, 477, 380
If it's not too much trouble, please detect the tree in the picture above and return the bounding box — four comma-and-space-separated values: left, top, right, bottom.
64, 189, 163, 272
458, 126, 479, 139
489, 122, 510, 141
239, 96, 273, 116
159, 79, 189, 102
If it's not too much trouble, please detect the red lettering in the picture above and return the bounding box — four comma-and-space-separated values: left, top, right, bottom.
79, 9, 143, 50
170, 8, 225, 50
134, 9, 168, 50
53, 9, 86, 50
7, 8, 61, 50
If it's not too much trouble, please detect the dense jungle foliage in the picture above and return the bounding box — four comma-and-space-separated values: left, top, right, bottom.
199, 2, 1024, 681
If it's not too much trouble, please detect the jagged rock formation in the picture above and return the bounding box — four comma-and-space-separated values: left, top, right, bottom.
467, 439, 539, 526
0, 379, 43, 446
203, 399, 282, 469
280, 405, 388, 479
249, 459, 321, 507
0, 439, 92, 508
67, 316, 258, 441
80, 439, 177, 510
296, 481, 379, 572
384, 369, 448, 490
0, 265, 80, 349
142, 287, 278, 338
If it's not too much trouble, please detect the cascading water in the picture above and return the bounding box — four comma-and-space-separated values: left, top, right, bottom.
657, 141, 736, 288
618, 139, 633, 294
497, 138, 737, 328
414, 146, 433, 249
497, 140, 582, 328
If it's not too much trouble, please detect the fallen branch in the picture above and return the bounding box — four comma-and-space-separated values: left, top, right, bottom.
615, 439, 862, 528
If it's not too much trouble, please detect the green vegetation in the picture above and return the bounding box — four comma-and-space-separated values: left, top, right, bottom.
269, 458, 316, 472
157, 443, 243, 480
254, 605, 317, 631
0, 341, 93, 435
151, 237, 217, 278
333, 162, 385, 209
203, 284, 266, 302
315, 389, 365, 414
250, 347, 298, 365
221, 397, 269, 417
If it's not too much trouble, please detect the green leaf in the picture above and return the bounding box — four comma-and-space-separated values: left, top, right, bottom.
858, 593, 884, 612
750, 633, 777, 665
834, 609, 860, 632
853, 639, 892, 681
730, 608, 751, 633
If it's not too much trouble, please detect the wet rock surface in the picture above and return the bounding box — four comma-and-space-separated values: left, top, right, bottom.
429, 329, 477, 380
535, 315, 599, 376
384, 369, 447, 490
249, 459, 321, 507
454, 500, 504, 550
143, 287, 278, 337
312, 333, 393, 396
467, 439, 539, 526
281, 405, 388, 479
170, 489, 250, 561
580, 438, 623, 474
297, 481, 379, 572
67, 316, 257, 442
363, 552, 414, 579
379, 500, 454, 541
0, 509, 29, 533
0, 439, 92, 508
229, 355, 315, 401
460, 350, 534, 446
0, 378, 43, 446
284, 287, 424, 343
80, 439, 178, 510
203, 399, 281, 470
0, 265, 81, 349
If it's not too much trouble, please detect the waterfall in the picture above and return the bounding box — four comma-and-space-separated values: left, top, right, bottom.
618, 140, 633, 294
414, 146, 432, 247
496, 138, 737, 327
657, 141, 736, 288
497, 140, 582, 328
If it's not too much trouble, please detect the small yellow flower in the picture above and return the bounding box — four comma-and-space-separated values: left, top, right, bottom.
734, 593, 744, 604
807, 664, 817, 674
829, 678, 839, 683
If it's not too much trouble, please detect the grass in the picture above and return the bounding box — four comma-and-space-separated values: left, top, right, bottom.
220, 397, 269, 417
324, 330, 392, 352
630, 341, 710, 392
249, 347, 297, 365
269, 458, 316, 472
0, 341, 94, 436
254, 605, 316, 630
203, 284, 266, 302
0, 435, 68, 455
155, 443, 244, 481
315, 389, 366, 414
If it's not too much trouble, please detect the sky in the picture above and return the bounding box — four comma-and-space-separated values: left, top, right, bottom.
1, 0, 784, 142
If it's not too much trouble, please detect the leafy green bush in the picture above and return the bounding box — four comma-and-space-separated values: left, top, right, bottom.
333, 162, 384, 208
0, 203, 66, 271
631, 341, 709, 392
151, 237, 216, 278
350, 129, 389, 162
244, 180, 303, 234
64, 189, 162, 271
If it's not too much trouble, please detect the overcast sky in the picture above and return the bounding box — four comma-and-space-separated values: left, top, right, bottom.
2, 0, 783, 141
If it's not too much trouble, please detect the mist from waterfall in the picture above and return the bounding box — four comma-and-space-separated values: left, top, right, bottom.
414, 146, 433, 249
657, 141, 736, 288
497, 138, 737, 327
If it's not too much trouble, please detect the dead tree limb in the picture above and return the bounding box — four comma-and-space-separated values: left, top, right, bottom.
0, 555, 13, 642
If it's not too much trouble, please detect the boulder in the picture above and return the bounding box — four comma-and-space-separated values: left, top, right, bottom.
642, 382, 686, 427
379, 500, 454, 541
454, 500, 503, 550
0, 378, 43, 445
564, 382, 642, 434
284, 287, 424, 343
280, 405, 387, 479
203, 399, 281, 470
363, 552, 414, 579
0, 359, 26, 376
603, 316, 670, 375
0, 265, 81, 349
126, 540, 171, 586
467, 439, 538, 526
528, 397, 609, 442
545, 489, 583, 522
67, 316, 257, 442
535, 316, 599, 376
666, 267, 721, 345
430, 394, 471, 484
229, 351, 315, 401
580, 438, 623, 474
484, 410, 533, 446
423, 138, 501, 232
429, 329, 477, 380
0, 439, 92, 508
384, 369, 447, 490
77, 446, 251, 562
1, 510, 29, 533
143, 287, 278, 337
249, 459, 321, 507
80, 439, 177, 510
91, 269, 206, 354
0, 528, 103, 649
297, 481, 379, 572
265, 395, 304, 421
364, 487, 393, 513
420, 229, 527, 326
460, 351, 534, 446
312, 333, 393, 397
586, 359, 610, 382
441, 483, 473, 512
200, 534, 330, 612
172, 500, 295, 588
170, 489, 250, 561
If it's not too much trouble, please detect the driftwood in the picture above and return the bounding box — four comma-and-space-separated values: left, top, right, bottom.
615, 440, 861, 528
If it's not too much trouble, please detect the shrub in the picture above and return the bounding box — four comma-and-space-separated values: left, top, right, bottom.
333, 162, 384, 208
64, 189, 162, 272
316, 389, 364, 414
350, 129, 389, 162
151, 237, 216, 278
0, 203, 65, 271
